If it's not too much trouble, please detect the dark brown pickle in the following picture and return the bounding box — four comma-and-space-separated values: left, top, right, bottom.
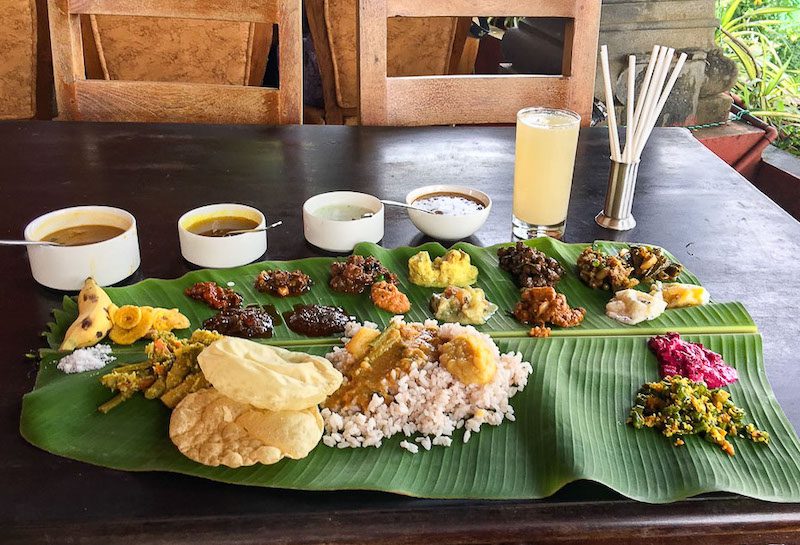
202, 305, 280, 338
283, 304, 354, 337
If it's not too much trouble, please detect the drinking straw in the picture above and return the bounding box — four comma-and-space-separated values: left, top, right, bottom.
623, 55, 636, 163
631, 47, 673, 159
631, 45, 660, 143
634, 52, 688, 160
599, 45, 622, 162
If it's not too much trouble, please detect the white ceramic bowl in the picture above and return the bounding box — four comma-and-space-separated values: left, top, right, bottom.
303, 192, 384, 253
24, 205, 141, 291
178, 203, 267, 268
405, 185, 492, 240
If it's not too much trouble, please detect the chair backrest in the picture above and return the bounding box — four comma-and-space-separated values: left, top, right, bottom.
307, 0, 472, 124
48, 0, 302, 124
358, 0, 601, 127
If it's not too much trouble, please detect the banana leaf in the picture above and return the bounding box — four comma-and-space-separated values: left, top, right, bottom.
24, 239, 799, 503
21, 334, 800, 503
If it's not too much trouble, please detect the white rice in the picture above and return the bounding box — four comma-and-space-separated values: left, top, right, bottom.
322, 318, 533, 453
56, 344, 116, 374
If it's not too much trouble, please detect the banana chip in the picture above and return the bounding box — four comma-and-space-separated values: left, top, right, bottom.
152, 308, 191, 332
197, 337, 343, 411
169, 388, 323, 468
109, 306, 156, 345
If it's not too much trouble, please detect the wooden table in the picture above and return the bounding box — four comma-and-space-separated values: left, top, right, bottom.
2, 121, 800, 544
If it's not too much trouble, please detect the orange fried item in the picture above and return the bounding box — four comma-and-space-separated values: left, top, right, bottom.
513, 287, 586, 328
370, 281, 411, 314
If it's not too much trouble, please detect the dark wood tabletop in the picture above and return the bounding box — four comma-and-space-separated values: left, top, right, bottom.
2, 121, 800, 545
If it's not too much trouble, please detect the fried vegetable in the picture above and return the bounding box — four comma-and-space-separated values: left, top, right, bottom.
622, 245, 683, 283
577, 247, 638, 291
628, 376, 769, 456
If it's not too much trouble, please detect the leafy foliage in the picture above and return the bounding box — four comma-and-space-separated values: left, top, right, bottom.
717, 0, 800, 154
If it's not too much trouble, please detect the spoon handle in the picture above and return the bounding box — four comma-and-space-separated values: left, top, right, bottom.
379, 199, 435, 214
0, 240, 60, 247
224, 220, 284, 236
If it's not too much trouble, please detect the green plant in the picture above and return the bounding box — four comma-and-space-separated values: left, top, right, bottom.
717, 0, 800, 154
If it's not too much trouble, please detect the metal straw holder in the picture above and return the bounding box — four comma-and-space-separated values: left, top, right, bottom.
595, 159, 640, 231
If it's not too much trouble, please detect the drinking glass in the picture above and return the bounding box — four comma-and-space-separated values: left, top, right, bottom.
512, 107, 581, 240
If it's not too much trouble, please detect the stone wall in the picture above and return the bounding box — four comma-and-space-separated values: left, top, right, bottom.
599, 0, 737, 126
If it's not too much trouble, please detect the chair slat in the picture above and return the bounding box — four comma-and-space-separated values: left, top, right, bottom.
383, 76, 573, 126
73, 80, 280, 124
387, 0, 580, 18
68, 0, 280, 24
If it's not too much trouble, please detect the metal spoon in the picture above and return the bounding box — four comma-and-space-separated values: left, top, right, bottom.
224, 220, 283, 236
0, 239, 63, 247
379, 199, 440, 215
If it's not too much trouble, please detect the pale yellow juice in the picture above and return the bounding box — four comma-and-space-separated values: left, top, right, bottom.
513, 108, 581, 231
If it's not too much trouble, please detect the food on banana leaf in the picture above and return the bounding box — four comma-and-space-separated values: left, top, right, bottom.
408, 249, 478, 288
577, 245, 684, 292
627, 376, 768, 456
655, 282, 709, 308
649, 332, 738, 388
57, 344, 115, 374
512, 287, 586, 332
254, 269, 313, 297
576, 247, 639, 292
439, 334, 496, 385
108, 305, 190, 345
329, 255, 397, 294
203, 305, 278, 339
98, 330, 222, 413
169, 388, 324, 468
605, 289, 667, 325
184, 281, 242, 310
497, 242, 564, 288
197, 336, 343, 411
60, 277, 116, 351
283, 304, 354, 337
622, 245, 683, 283
321, 318, 532, 450
370, 281, 411, 314
429, 286, 497, 325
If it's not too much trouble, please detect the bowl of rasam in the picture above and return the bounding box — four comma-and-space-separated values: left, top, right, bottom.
24, 205, 140, 290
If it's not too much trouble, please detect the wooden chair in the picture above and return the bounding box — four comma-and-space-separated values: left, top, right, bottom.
48, 0, 302, 124
1, 0, 38, 119
358, 0, 601, 127
306, 0, 474, 125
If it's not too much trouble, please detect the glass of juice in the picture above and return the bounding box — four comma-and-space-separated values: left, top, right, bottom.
512, 107, 581, 240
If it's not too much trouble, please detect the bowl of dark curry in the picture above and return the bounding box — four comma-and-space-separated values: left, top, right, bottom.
178, 203, 267, 268
24, 205, 141, 290
405, 185, 491, 240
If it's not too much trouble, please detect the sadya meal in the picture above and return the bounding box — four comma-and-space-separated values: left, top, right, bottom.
48, 240, 770, 476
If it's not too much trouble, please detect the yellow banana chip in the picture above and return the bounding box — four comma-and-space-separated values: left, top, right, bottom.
109, 306, 156, 345
197, 337, 343, 411
152, 308, 190, 332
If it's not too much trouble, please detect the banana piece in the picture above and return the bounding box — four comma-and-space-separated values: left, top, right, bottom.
60, 278, 116, 351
